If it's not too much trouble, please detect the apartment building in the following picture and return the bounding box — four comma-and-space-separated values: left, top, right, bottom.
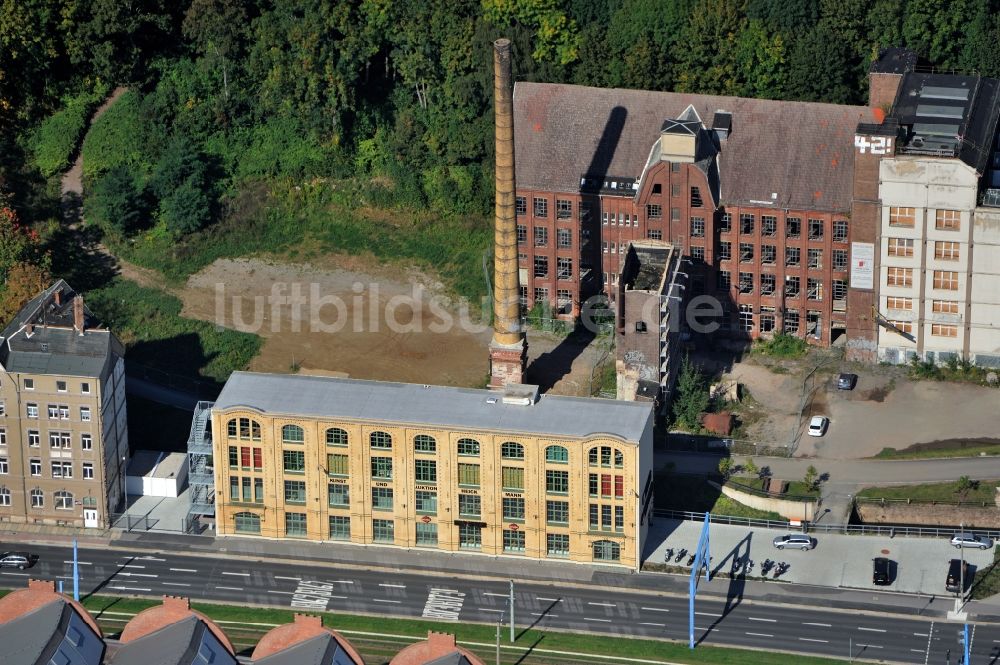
513, 82, 874, 345
614, 241, 686, 409
863, 68, 1000, 365
0, 281, 128, 528
205, 372, 654, 569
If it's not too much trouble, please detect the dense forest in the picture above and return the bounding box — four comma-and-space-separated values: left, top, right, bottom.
2, 0, 1000, 306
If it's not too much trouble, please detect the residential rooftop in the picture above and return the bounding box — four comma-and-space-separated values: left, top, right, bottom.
0, 280, 116, 377
513, 81, 876, 212
214, 372, 653, 443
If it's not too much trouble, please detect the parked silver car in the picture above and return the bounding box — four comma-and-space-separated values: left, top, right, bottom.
950, 532, 992, 550
0, 551, 33, 569
772, 534, 816, 550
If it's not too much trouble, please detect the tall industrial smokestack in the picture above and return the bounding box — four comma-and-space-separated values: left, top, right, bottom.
488, 38, 527, 389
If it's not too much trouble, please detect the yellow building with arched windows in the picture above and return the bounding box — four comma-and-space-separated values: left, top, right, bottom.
208, 372, 654, 569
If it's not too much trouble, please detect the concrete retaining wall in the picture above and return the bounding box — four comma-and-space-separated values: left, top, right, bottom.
711, 481, 817, 521
856, 502, 1000, 529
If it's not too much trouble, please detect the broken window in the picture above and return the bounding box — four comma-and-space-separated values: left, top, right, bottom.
690, 217, 705, 237
556, 199, 572, 219
557, 228, 572, 248
719, 212, 732, 232
533, 197, 548, 217
833, 220, 848, 242
534, 256, 548, 277
833, 249, 848, 271
760, 273, 776, 296
557, 257, 573, 280
806, 310, 821, 338
807, 278, 822, 301
762, 216, 777, 236
785, 247, 800, 266
784, 309, 800, 333
832, 279, 847, 301
760, 307, 775, 333
717, 270, 731, 289
740, 243, 754, 263
516, 197, 526, 216
740, 304, 754, 332
690, 187, 703, 208
740, 213, 754, 234
534, 226, 548, 247
808, 248, 822, 269
785, 276, 800, 297
646, 205, 662, 219
808, 219, 824, 240
517, 225, 526, 244
739, 272, 754, 294
718, 242, 732, 261
761, 245, 776, 265
786, 217, 801, 238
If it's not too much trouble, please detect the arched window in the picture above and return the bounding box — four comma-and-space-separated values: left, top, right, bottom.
600, 446, 612, 467
0, 487, 10, 506
326, 428, 348, 447
501, 441, 524, 460
457, 438, 480, 456
234, 512, 261, 534
228, 418, 261, 440
414, 435, 436, 453
588, 447, 599, 466
282, 425, 304, 443
370, 431, 392, 449
54, 491, 73, 510
545, 445, 568, 463
29, 489, 43, 508
593, 540, 621, 561
614, 450, 624, 468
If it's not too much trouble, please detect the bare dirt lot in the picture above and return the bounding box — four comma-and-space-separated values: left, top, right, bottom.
128, 255, 604, 394
703, 350, 1000, 460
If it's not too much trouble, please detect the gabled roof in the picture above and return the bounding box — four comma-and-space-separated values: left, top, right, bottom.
109, 615, 237, 665
513, 82, 876, 213
0, 598, 103, 665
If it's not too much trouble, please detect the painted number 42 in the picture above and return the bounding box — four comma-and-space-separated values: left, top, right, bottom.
855, 135, 891, 155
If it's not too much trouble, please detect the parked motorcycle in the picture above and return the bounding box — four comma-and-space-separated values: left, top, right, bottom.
664, 548, 674, 562
674, 548, 688, 563
761, 558, 774, 575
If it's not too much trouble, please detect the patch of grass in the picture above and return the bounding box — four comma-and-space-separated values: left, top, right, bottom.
908, 356, 999, 385
873, 439, 1000, 460
728, 476, 820, 500
656, 473, 786, 521
72, 593, 845, 665
971, 546, 1000, 600
856, 478, 999, 504
85, 278, 261, 387
111, 179, 493, 303
753, 333, 808, 359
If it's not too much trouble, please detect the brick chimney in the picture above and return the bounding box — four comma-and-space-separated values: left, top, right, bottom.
163, 595, 190, 612
293, 613, 322, 629
426, 632, 457, 652
488, 38, 528, 389
73, 296, 84, 335
28, 579, 56, 593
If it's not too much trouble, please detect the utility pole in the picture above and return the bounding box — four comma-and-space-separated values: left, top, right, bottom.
72, 538, 79, 601
496, 611, 504, 665
509, 579, 515, 643
959, 522, 965, 615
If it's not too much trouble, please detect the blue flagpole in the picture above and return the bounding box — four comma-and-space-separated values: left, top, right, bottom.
73, 539, 79, 602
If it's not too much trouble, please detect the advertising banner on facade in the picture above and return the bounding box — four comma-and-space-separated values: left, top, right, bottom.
850, 242, 875, 290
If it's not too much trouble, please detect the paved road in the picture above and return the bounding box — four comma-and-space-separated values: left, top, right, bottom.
4, 541, 998, 664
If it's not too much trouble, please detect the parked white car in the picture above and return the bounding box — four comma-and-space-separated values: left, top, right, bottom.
950, 532, 992, 550
807, 416, 829, 437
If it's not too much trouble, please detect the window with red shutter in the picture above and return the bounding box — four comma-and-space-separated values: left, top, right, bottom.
253, 448, 262, 470
241, 447, 251, 468
601, 474, 611, 497
615, 475, 623, 499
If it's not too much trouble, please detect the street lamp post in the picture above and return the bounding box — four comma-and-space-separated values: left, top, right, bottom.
509, 579, 514, 643
496, 610, 504, 665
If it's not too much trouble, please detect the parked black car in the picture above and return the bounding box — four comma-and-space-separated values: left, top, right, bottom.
947, 558, 970, 593
873, 557, 892, 585
837, 373, 858, 390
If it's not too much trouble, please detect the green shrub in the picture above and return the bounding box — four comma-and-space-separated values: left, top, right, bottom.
234, 117, 332, 180
85, 165, 149, 236
754, 333, 808, 358
31, 85, 109, 177
81, 91, 149, 179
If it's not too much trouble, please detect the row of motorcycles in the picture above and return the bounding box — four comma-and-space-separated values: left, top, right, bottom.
663, 547, 790, 579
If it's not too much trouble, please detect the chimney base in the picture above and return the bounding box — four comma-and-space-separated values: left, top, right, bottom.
489, 338, 527, 389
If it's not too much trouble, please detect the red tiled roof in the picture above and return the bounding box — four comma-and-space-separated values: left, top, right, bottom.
119, 595, 233, 653
252, 613, 365, 664
513, 82, 876, 213
389, 632, 486, 665
0, 579, 102, 636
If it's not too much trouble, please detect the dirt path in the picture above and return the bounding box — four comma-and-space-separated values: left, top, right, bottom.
60, 86, 128, 212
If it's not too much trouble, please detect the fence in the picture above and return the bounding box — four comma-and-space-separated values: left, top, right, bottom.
855, 496, 998, 508
655, 507, 1000, 540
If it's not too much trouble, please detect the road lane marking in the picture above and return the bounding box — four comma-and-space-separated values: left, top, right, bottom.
641, 607, 670, 613
274, 575, 300, 581
267, 590, 295, 595
858, 627, 886, 633
799, 638, 829, 644
856, 644, 883, 649
169, 568, 197, 573
162, 582, 190, 587
1, 572, 29, 576
536, 597, 561, 602
119, 564, 145, 569
584, 618, 611, 623
803, 622, 831, 627
379, 583, 406, 589
746, 632, 773, 638
373, 599, 401, 604
138, 556, 166, 561
483, 592, 507, 598
748, 617, 777, 623
695, 611, 722, 617
913, 632, 928, 637
110, 586, 151, 592
331, 580, 355, 585
531, 613, 559, 618
479, 608, 505, 613
640, 622, 665, 627
587, 602, 617, 608
911, 649, 925, 653
221, 571, 250, 577
215, 586, 243, 591
116, 572, 157, 578
63, 561, 92, 566
422, 588, 465, 621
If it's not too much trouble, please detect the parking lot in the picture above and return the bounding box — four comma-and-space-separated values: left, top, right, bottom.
646, 518, 995, 596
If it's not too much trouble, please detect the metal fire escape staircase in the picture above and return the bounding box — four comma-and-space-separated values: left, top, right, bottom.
187, 401, 215, 518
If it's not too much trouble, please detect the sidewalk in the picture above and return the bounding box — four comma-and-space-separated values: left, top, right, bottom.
6, 521, 1000, 623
